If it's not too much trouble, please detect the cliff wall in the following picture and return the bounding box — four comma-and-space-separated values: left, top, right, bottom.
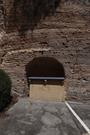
0, 0, 90, 101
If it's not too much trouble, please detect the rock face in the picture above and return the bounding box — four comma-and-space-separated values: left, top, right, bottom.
0, 0, 90, 101
0, 0, 4, 31
3, 0, 61, 32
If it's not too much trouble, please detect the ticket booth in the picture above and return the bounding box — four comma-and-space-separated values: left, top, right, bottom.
26, 57, 66, 102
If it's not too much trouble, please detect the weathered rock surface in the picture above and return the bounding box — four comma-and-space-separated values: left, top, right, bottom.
0, 0, 90, 101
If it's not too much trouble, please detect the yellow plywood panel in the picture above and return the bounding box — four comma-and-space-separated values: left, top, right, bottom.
29, 84, 66, 102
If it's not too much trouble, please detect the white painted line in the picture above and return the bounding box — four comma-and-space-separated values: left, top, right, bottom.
65, 101, 90, 134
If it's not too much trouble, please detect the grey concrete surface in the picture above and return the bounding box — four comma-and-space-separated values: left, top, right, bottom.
70, 101, 90, 129
0, 98, 89, 135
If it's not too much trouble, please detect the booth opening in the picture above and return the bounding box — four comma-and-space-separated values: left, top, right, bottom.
25, 57, 66, 101
26, 57, 65, 85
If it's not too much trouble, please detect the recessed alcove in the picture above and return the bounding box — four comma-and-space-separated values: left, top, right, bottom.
26, 57, 66, 101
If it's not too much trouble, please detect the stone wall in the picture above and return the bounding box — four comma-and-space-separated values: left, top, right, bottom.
0, 0, 4, 31
0, 0, 90, 101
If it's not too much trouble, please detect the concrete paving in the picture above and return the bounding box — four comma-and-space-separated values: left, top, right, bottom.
70, 101, 90, 129
0, 98, 89, 135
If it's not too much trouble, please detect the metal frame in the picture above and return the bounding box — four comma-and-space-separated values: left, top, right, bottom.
28, 77, 65, 80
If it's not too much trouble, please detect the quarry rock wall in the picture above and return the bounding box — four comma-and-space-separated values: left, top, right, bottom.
0, 0, 90, 101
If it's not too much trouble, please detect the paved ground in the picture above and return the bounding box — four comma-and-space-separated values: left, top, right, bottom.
70, 101, 90, 129
0, 98, 90, 135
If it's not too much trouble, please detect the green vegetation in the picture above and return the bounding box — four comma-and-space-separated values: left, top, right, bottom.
0, 69, 12, 111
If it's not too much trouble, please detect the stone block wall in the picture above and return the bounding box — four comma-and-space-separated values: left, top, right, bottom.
0, 0, 90, 101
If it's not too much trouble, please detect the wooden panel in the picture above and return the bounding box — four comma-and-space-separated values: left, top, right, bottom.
29, 84, 66, 102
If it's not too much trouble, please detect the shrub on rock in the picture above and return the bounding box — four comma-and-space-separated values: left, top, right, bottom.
0, 69, 12, 111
